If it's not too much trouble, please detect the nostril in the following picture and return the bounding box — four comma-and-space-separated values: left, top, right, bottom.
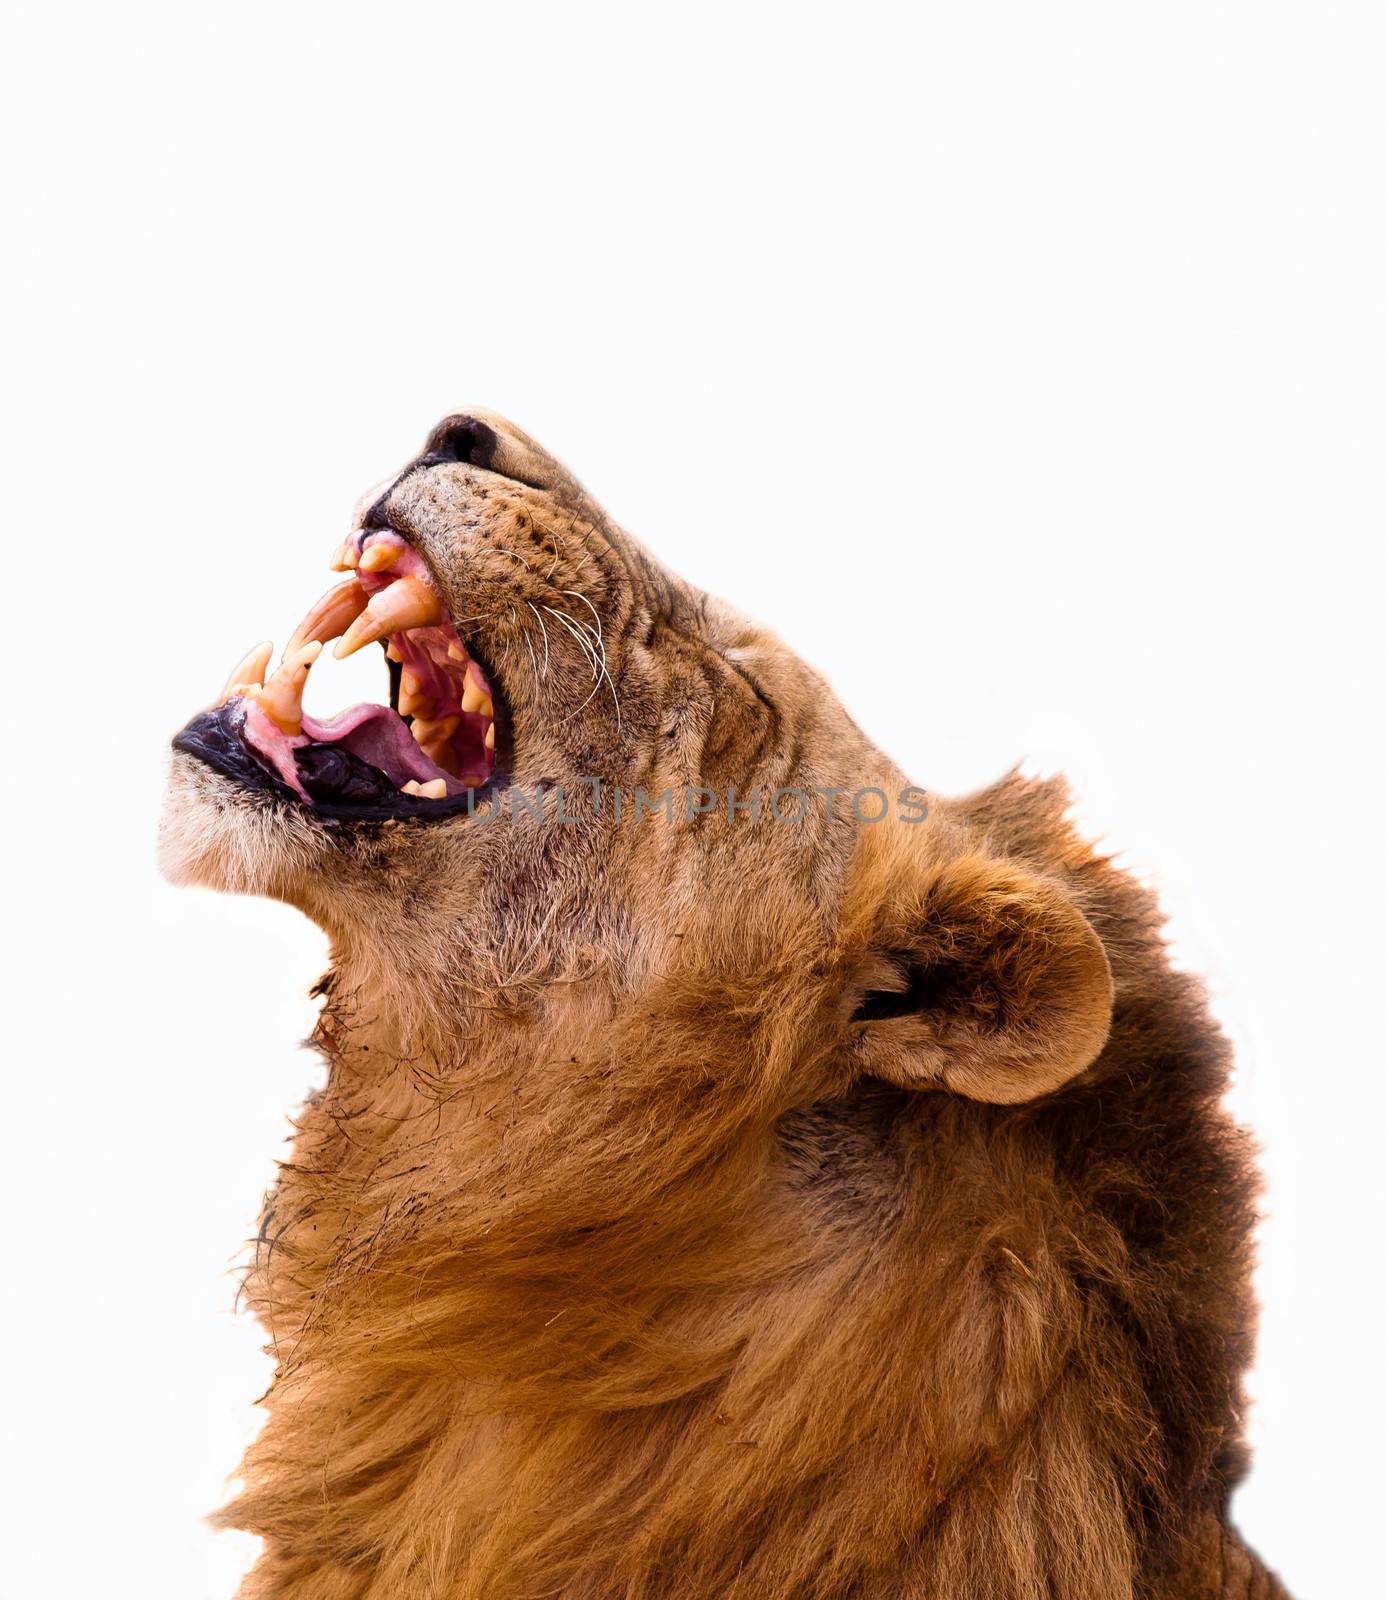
423, 417, 499, 469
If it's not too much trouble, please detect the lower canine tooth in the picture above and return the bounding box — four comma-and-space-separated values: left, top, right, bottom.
247, 641, 321, 734
220, 641, 273, 703
335, 577, 443, 659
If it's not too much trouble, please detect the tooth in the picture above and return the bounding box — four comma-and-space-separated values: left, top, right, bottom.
399, 670, 434, 719
461, 673, 487, 714
220, 641, 273, 703
485, 722, 495, 751
358, 542, 400, 573
403, 776, 450, 800
447, 643, 466, 662
411, 715, 459, 745
334, 577, 443, 659
246, 641, 321, 735
285, 579, 369, 656
418, 737, 461, 776
462, 773, 485, 789
329, 542, 354, 571
386, 641, 403, 663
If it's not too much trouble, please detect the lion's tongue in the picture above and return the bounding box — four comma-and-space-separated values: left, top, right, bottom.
301, 705, 468, 789
242, 701, 472, 801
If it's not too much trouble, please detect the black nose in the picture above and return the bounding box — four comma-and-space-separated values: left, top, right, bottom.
419, 415, 500, 470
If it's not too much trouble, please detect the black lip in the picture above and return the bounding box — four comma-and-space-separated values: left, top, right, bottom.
173, 704, 299, 801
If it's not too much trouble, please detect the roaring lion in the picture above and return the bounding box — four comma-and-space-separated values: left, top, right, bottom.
161, 412, 1287, 1599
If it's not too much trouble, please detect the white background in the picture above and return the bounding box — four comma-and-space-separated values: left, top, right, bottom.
3, 4, 1383, 1596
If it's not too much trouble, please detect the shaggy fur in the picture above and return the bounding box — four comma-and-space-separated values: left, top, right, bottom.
161, 412, 1287, 1598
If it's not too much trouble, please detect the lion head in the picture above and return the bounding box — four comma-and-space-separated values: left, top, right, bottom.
159, 413, 1271, 1599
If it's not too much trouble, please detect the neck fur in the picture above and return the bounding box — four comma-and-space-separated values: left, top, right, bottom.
228, 940, 1144, 1599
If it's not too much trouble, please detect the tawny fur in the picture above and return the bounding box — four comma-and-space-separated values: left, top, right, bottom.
161, 412, 1287, 1598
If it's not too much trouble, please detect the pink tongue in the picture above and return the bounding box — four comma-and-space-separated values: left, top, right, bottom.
300, 703, 397, 742
298, 705, 469, 791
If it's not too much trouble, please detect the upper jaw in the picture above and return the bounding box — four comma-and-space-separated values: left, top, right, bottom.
171, 527, 508, 824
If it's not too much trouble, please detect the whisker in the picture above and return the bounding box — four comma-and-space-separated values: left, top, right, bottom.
543, 605, 601, 681
478, 546, 535, 572
561, 590, 610, 677
544, 605, 623, 730
525, 602, 552, 678
559, 672, 606, 724
520, 625, 540, 687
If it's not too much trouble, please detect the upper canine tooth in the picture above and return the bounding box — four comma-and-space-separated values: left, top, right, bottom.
247, 640, 321, 734
334, 577, 443, 659
286, 578, 370, 657
357, 541, 400, 573
220, 641, 273, 704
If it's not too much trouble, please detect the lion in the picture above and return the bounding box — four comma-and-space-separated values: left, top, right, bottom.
160, 411, 1287, 1599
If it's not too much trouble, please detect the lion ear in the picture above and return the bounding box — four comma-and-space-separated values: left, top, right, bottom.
848, 853, 1113, 1104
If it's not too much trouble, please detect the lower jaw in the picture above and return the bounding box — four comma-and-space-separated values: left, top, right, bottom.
174, 701, 504, 823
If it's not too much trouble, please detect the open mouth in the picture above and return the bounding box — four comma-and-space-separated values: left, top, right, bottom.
173, 530, 503, 822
